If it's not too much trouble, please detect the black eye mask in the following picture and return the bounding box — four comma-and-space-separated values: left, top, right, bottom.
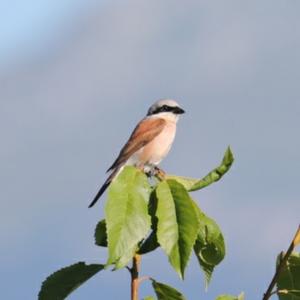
148, 105, 185, 116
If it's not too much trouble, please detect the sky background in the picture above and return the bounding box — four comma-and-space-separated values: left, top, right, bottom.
1, 0, 300, 299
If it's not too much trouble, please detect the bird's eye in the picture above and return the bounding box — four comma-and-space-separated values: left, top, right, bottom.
163, 105, 168, 111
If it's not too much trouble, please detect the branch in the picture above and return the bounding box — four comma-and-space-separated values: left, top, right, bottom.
262, 225, 300, 300
130, 254, 141, 300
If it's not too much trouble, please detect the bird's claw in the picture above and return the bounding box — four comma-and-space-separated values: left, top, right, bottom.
145, 166, 166, 180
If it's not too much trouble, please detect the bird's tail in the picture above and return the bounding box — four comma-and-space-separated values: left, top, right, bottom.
88, 168, 120, 208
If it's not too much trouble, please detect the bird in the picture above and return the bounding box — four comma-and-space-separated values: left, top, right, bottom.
88, 99, 185, 208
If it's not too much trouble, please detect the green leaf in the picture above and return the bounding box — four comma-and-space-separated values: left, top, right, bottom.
195, 213, 225, 265
155, 180, 200, 279
288, 291, 300, 297
138, 230, 159, 254
38, 262, 104, 300
277, 252, 300, 300
166, 146, 234, 192
138, 192, 160, 255
94, 219, 107, 247
193, 202, 226, 288
197, 259, 214, 289
143, 297, 156, 300
105, 166, 151, 269
278, 290, 300, 298
152, 280, 187, 300
215, 292, 244, 300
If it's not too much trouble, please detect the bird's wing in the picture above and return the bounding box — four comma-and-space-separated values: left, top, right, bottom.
89, 117, 166, 208
107, 117, 166, 172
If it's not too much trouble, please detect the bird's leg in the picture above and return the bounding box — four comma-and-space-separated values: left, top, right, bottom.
153, 166, 166, 180
144, 167, 155, 178
143, 165, 166, 180
145, 172, 152, 178
139, 164, 152, 178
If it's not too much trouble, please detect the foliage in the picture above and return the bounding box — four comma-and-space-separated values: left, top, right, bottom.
94, 219, 107, 247
193, 207, 225, 287
276, 252, 300, 300
152, 280, 187, 300
155, 180, 200, 279
39, 147, 234, 299
165, 146, 233, 192
105, 166, 151, 268
38, 263, 104, 300
215, 293, 245, 300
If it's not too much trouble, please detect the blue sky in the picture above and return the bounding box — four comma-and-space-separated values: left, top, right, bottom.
1, 1, 300, 299
0, 0, 103, 67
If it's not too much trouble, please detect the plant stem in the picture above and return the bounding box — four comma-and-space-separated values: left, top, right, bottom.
262, 225, 300, 300
131, 254, 141, 300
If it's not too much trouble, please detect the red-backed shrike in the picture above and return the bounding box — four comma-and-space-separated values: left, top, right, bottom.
88, 99, 185, 207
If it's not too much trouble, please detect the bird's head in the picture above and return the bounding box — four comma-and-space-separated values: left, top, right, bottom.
147, 99, 185, 122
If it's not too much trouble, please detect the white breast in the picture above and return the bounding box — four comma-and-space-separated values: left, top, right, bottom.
134, 121, 177, 167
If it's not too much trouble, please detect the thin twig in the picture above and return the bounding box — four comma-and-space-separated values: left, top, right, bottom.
138, 276, 150, 284
262, 225, 300, 300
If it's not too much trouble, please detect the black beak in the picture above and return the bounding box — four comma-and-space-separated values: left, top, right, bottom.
174, 107, 185, 114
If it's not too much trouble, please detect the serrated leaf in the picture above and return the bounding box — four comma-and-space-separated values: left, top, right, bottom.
152, 280, 187, 300
94, 219, 107, 247
193, 202, 225, 288
195, 213, 225, 265
277, 252, 300, 300
166, 147, 234, 192
105, 166, 151, 269
197, 259, 214, 289
38, 262, 104, 300
155, 180, 200, 279
138, 230, 159, 254
138, 192, 160, 255
215, 292, 244, 300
